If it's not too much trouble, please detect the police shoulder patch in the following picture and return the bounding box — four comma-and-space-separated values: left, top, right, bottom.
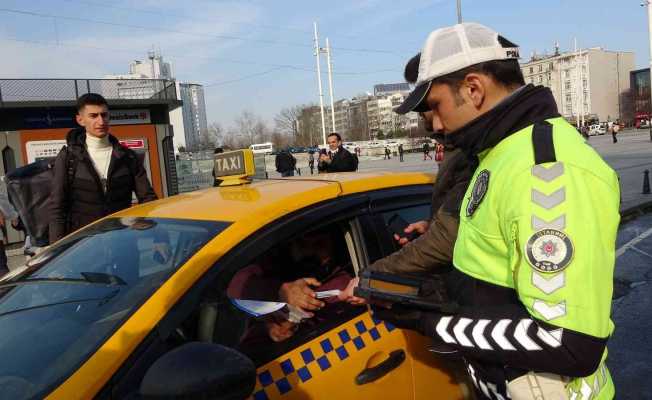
466, 169, 490, 217
525, 229, 574, 273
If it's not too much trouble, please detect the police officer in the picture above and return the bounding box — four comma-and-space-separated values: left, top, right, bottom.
379, 23, 618, 399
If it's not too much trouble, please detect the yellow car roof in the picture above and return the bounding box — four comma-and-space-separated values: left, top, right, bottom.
116, 171, 435, 223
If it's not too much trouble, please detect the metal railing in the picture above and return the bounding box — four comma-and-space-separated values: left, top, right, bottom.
0, 78, 177, 105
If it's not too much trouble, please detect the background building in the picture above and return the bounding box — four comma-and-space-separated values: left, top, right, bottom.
630, 68, 650, 126
521, 47, 634, 123
107, 51, 208, 152
175, 83, 208, 151
374, 83, 410, 97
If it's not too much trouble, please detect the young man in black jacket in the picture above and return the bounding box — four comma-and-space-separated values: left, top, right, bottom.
317, 132, 357, 173
49, 93, 157, 243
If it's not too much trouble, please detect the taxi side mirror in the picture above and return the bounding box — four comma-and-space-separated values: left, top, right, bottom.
140, 342, 256, 399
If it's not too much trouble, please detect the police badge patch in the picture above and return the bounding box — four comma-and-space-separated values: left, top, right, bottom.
466, 170, 490, 217
526, 229, 574, 273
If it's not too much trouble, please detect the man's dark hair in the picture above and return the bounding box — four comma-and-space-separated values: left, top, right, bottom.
328, 132, 342, 141
76, 93, 108, 113
404, 53, 420, 84
433, 59, 525, 106
434, 59, 525, 91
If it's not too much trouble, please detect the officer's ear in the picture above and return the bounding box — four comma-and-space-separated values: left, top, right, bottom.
460, 73, 486, 110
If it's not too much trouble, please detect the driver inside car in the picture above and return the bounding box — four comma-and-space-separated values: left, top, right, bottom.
227, 228, 362, 343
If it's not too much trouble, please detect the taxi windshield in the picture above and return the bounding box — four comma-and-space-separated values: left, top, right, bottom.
0, 217, 228, 399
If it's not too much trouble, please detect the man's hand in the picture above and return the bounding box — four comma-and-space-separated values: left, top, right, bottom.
394, 220, 429, 246
339, 277, 367, 305
279, 278, 324, 314
319, 154, 330, 163
267, 320, 298, 342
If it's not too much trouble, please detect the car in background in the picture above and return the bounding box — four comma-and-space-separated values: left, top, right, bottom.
637, 119, 650, 129
250, 142, 275, 155
589, 124, 606, 136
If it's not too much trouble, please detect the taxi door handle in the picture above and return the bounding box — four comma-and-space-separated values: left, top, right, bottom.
355, 349, 406, 385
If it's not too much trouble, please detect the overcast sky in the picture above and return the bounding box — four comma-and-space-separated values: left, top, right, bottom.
1, 0, 649, 129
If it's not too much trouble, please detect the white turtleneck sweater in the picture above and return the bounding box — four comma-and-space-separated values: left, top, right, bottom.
85, 134, 113, 182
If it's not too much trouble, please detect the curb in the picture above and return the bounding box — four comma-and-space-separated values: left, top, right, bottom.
620, 199, 652, 224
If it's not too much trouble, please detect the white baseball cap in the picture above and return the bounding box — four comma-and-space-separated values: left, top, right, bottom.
395, 22, 520, 115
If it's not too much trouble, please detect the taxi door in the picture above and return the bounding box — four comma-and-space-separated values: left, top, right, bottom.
250, 311, 414, 400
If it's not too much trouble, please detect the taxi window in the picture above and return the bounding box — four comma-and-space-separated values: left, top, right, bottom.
0, 217, 227, 400
213, 223, 364, 365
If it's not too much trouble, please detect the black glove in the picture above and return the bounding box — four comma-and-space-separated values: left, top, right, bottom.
371, 304, 425, 332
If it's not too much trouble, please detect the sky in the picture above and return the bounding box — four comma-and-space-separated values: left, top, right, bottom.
1, 0, 650, 130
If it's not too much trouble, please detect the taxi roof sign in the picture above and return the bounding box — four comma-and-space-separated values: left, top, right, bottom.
214, 149, 256, 186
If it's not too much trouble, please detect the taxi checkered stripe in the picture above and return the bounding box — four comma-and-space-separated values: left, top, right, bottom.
251, 314, 397, 400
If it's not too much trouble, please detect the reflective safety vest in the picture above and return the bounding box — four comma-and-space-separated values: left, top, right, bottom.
453, 117, 619, 399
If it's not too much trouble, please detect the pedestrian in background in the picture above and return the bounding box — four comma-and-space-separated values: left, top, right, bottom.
318, 133, 358, 173
384, 146, 391, 160
49, 93, 157, 244
307, 150, 315, 175
212, 147, 224, 187
398, 143, 404, 162
422, 141, 433, 160
275, 148, 296, 177
612, 121, 620, 143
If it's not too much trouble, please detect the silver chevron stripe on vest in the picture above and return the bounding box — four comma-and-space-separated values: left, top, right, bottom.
513, 319, 542, 351
533, 300, 567, 320
471, 319, 494, 350
532, 271, 565, 294
531, 188, 566, 209
536, 327, 563, 348
532, 162, 564, 182
491, 319, 516, 350
531, 214, 566, 230
436, 316, 457, 344
453, 318, 474, 347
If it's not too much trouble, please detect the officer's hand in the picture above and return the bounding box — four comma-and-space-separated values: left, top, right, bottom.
279, 278, 325, 313
394, 220, 429, 246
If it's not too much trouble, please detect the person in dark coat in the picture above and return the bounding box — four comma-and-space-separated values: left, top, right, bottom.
275, 149, 296, 177
384, 146, 391, 160
423, 142, 433, 160
398, 143, 404, 162
318, 133, 358, 173
49, 93, 157, 243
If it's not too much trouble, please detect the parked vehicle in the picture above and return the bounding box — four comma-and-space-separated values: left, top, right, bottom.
588, 124, 606, 136
250, 142, 274, 155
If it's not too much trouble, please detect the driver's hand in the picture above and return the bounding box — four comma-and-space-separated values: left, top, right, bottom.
267, 320, 298, 342
394, 220, 429, 246
279, 278, 324, 314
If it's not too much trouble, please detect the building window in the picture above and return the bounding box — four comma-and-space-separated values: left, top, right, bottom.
538, 64, 542, 72
565, 94, 572, 104
538, 75, 542, 83
549, 62, 554, 70
564, 70, 570, 79
548, 73, 552, 81
565, 81, 571, 90
529, 67, 533, 74
583, 79, 587, 88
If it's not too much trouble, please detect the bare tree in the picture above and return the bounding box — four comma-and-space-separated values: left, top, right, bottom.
274, 106, 302, 137
234, 111, 269, 146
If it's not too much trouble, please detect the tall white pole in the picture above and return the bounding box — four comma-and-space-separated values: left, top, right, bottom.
647, 2, 652, 141
313, 22, 327, 146
457, 0, 462, 23
325, 38, 336, 133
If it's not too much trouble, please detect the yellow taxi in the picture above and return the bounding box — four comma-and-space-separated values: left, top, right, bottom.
0, 150, 471, 400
